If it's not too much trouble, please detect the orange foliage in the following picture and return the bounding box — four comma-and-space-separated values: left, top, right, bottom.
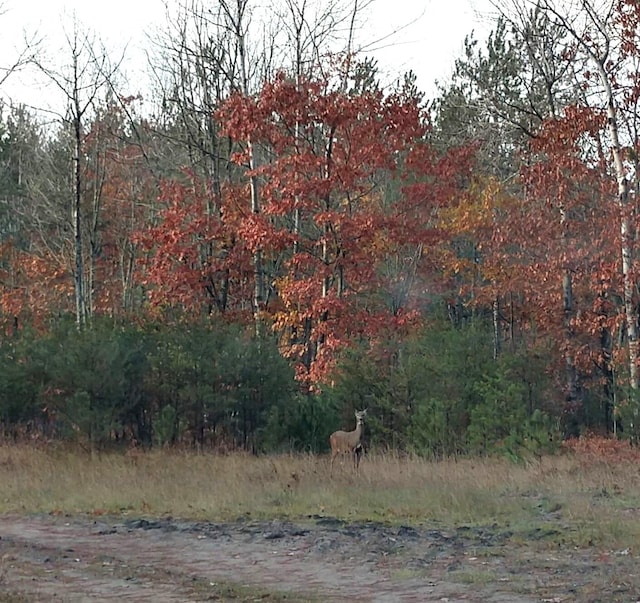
0, 241, 73, 331
217, 73, 472, 385
563, 435, 640, 463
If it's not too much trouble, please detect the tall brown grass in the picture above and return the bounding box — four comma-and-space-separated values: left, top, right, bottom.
1, 443, 639, 548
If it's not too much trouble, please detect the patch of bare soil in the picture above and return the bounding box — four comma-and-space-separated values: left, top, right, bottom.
0, 513, 638, 602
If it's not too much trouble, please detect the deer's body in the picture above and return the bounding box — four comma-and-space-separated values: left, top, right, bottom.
330, 409, 367, 474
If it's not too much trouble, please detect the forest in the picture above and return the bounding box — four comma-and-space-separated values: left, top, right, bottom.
0, 0, 638, 457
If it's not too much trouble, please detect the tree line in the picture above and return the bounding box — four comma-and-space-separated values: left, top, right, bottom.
1, 0, 639, 454
0, 317, 558, 458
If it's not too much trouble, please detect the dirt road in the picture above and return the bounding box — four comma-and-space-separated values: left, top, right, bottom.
0, 513, 637, 602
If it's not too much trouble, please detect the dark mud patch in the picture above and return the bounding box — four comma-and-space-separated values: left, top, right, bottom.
0, 514, 637, 602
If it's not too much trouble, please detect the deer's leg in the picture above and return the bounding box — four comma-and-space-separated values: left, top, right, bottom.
354, 444, 363, 471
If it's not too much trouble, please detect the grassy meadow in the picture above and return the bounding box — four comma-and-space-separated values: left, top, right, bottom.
1, 443, 639, 549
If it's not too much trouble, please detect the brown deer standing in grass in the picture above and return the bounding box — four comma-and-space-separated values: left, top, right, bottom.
329, 409, 367, 475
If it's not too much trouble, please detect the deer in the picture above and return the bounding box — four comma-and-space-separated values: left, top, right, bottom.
329, 409, 367, 475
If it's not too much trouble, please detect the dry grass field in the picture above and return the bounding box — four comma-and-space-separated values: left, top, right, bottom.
0, 442, 639, 549
2, 442, 640, 601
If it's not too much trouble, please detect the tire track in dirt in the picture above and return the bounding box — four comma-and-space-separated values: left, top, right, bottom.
0, 514, 632, 602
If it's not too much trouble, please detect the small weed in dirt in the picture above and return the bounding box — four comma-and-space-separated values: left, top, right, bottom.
449, 567, 500, 586
191, 579, 319, 602
0, 594, 30, 603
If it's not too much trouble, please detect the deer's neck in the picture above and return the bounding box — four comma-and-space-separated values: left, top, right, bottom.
352, 421, 363, 440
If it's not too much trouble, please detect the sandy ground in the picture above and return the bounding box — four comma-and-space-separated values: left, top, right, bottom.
0, 513, 638, 602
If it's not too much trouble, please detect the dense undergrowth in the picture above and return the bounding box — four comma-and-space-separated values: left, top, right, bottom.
0, 316, 589, 458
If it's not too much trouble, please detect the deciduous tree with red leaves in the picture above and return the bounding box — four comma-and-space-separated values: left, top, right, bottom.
218, 72, 472, 385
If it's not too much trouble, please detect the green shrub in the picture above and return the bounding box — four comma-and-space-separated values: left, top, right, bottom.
325, 319, 559, 458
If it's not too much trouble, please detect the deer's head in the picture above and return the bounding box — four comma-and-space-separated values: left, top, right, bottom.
355, 409, 367, 423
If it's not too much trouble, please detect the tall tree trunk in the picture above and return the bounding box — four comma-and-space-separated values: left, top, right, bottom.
218, 0, 263, 330
73, 89, 86, 330
560, 203, 579, 404
317, 125, 336, 357
36, 19, 116, 329
600, 67, 639, 391
235, 1, 264, 331
492, 295, 501, 360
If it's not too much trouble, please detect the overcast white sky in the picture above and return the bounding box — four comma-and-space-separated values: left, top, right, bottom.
0, 0, 496, 111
